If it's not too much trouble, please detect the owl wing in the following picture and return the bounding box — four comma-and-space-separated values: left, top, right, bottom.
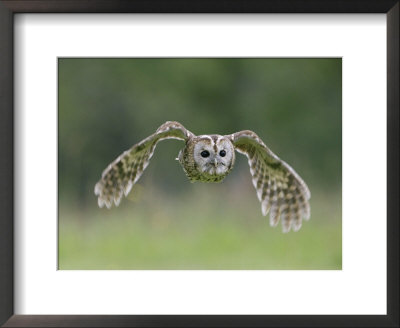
229, 130, 311, 232
95, 121, 193, 209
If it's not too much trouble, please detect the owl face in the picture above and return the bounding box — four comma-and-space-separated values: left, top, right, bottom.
192, 135, 235, 176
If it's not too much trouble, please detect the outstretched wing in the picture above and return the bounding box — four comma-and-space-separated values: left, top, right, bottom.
228, 130, 311, 232
95, 121, 193, 209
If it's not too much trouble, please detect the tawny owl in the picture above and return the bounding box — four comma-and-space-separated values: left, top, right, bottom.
94, 121, 311, 232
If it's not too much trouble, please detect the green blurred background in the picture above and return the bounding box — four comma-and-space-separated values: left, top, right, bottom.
58, 58, 342, 270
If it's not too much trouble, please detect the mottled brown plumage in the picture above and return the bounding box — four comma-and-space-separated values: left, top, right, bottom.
94, 121, 311, 232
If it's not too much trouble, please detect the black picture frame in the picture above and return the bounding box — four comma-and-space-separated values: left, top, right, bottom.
0, 1, 398, 327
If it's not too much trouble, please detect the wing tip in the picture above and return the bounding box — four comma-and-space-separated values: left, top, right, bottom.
261, 203, 270, 216
292, 221, 302, 232
269, 211, 280, 227
94, 181, 102, 195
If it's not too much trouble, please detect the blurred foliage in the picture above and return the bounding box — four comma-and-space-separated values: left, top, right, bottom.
59, 188, 341, 270
58, 58, 341, 269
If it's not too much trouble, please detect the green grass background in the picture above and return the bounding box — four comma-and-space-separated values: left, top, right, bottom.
59, 178, 341, 270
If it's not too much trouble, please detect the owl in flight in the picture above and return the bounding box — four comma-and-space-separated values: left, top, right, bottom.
95, 121, 311, 232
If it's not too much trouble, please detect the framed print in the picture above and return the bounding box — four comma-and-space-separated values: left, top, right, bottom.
0, 1, 398, 327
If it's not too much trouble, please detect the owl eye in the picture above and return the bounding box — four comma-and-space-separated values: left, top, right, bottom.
200, 150, 210, 158
219, 150, 226, 157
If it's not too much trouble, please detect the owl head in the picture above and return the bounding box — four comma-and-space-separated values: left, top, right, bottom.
192, 135, 235, 177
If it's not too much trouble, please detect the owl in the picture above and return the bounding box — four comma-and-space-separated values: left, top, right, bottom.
94, 121, 311, 232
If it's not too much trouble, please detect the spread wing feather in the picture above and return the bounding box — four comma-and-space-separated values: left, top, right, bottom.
94, 121, 192, 208
229, 130, 311, 232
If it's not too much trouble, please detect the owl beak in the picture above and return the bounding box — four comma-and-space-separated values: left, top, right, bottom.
214, 158, 218, 167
